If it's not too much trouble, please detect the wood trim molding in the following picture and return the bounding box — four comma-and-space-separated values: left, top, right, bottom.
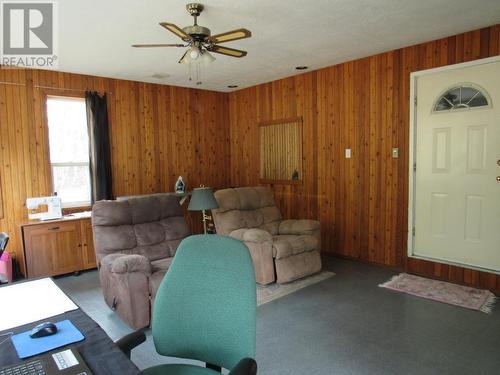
259, 179, 303, 186
258, 116, 302, 127
0, 174, 3, 219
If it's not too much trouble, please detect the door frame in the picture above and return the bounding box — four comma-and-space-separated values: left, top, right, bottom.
407, 55, 500, 274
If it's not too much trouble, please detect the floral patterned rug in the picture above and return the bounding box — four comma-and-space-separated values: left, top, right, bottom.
380, 273, 497, 313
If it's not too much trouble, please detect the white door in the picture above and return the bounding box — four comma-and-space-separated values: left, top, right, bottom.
411, 58, 500, 273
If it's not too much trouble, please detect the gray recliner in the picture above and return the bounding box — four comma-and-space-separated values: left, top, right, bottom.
212, 187, 322, 285
92, 195, 189, 329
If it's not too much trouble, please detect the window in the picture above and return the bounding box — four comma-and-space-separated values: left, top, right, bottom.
433, 84, 490, 112
46, 96, 91, 207
259, 117, 303, 183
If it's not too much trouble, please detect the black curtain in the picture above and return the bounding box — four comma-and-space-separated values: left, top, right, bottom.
86, 91, 113, 203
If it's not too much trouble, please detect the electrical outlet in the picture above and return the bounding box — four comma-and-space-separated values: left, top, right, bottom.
345, 148, 352, 158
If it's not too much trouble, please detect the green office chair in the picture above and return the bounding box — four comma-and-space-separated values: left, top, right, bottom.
142, 234, 257, 375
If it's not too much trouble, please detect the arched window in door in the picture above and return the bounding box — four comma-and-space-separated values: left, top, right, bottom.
433, 83, 490, 112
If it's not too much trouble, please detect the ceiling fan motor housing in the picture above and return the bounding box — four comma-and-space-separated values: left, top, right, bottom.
183, 25, 211, 42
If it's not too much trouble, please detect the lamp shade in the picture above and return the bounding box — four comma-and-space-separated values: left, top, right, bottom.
188, 187, 219, 211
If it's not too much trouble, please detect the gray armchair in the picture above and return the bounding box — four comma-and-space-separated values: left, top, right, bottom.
212, 187, 321, 284
92, 195, 189, 329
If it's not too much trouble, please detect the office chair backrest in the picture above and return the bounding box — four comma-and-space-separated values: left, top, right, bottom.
0, 232, 8, 257
152, 234, 256, 370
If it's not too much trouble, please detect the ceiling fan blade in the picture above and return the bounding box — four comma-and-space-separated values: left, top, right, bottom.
208, 45, 247, 58
207, 28, 251, 44
159, 22, 193, 42
132, 43, 185, 48
178, 50, 188, 64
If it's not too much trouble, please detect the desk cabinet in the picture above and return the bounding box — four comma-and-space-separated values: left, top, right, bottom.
80, 219, 97, 270
21, 215, 96, 278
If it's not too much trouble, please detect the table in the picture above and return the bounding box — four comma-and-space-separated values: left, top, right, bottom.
0, 306, 140, 374
19, 212, 96, 278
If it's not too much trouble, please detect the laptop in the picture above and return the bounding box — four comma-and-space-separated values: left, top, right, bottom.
0, 347, 93, 375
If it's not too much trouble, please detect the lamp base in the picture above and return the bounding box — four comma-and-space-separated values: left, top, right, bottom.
201, 209, 212, 234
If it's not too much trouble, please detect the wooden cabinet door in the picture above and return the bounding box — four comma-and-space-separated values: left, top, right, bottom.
23, 221, 83, 278
80, 219, 97, 269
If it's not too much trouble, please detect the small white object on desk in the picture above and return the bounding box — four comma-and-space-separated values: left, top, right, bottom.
26, 196, 62, 221
0, 278, 77, 331
52, 349, 79, 370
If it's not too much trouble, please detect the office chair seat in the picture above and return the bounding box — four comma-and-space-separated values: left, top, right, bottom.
143, 364, 220, 375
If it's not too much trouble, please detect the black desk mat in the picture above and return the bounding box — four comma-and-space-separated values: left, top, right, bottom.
0, 309, 140, 375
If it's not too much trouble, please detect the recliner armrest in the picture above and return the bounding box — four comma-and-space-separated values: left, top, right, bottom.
230, 228, 272, 243
228, 358, 257, 375
101, 253, 152, 276
278, 219, 320, 235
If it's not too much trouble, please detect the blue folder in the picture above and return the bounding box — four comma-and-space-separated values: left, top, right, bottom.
11, 320, 85, 359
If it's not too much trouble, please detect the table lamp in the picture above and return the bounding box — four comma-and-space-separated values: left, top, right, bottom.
188, 186, 219, 234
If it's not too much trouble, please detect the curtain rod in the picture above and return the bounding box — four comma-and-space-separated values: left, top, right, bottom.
34, 85, 112, 95
0, 81, 26, 87
0, 81, 111, 94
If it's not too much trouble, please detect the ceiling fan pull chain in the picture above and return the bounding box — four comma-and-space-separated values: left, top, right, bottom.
196, 63, 201, 85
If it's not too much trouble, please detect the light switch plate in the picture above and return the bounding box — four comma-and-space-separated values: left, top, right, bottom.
345, 148, 352, 158
392, 148, 399, 158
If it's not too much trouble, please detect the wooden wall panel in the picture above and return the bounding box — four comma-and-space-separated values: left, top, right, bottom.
0, 69, 230, 264
0, 24, 498, 292
228, 25, 500, 291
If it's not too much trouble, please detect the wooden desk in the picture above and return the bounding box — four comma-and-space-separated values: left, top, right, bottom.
19, 212, 96, 278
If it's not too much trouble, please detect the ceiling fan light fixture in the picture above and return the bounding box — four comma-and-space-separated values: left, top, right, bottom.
201, 50, 216, 64
179, 46, 200, 64
134, 3, 251, 86
189, 46, 200, 59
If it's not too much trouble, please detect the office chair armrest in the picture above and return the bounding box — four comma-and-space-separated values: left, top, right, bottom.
115, 330, 146, 359
228, 358, 257, 375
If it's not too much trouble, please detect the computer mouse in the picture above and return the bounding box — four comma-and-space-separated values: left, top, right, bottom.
30, 322, 58, 338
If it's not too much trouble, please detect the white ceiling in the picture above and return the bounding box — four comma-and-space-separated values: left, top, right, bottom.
56, 0, 500, 92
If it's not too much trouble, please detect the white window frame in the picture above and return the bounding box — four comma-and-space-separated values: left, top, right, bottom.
45, 94, 91, 208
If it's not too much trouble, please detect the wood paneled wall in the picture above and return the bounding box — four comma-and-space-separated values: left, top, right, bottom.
228, 25, 500, 291
1, 25, 499, 291
0, 69, 230, 260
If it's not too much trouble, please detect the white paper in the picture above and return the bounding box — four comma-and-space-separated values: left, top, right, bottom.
0, 278, 78, 331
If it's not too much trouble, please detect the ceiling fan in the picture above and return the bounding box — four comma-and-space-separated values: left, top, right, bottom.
132, 3, 252, 65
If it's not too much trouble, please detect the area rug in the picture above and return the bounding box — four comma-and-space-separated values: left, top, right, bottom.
257, 271, 334, 306
379, 273, 497, 313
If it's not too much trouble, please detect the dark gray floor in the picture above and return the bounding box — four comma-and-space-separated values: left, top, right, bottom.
55, 257, 500, 375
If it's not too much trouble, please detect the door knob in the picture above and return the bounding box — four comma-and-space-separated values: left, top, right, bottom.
497, 176, 500, 181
